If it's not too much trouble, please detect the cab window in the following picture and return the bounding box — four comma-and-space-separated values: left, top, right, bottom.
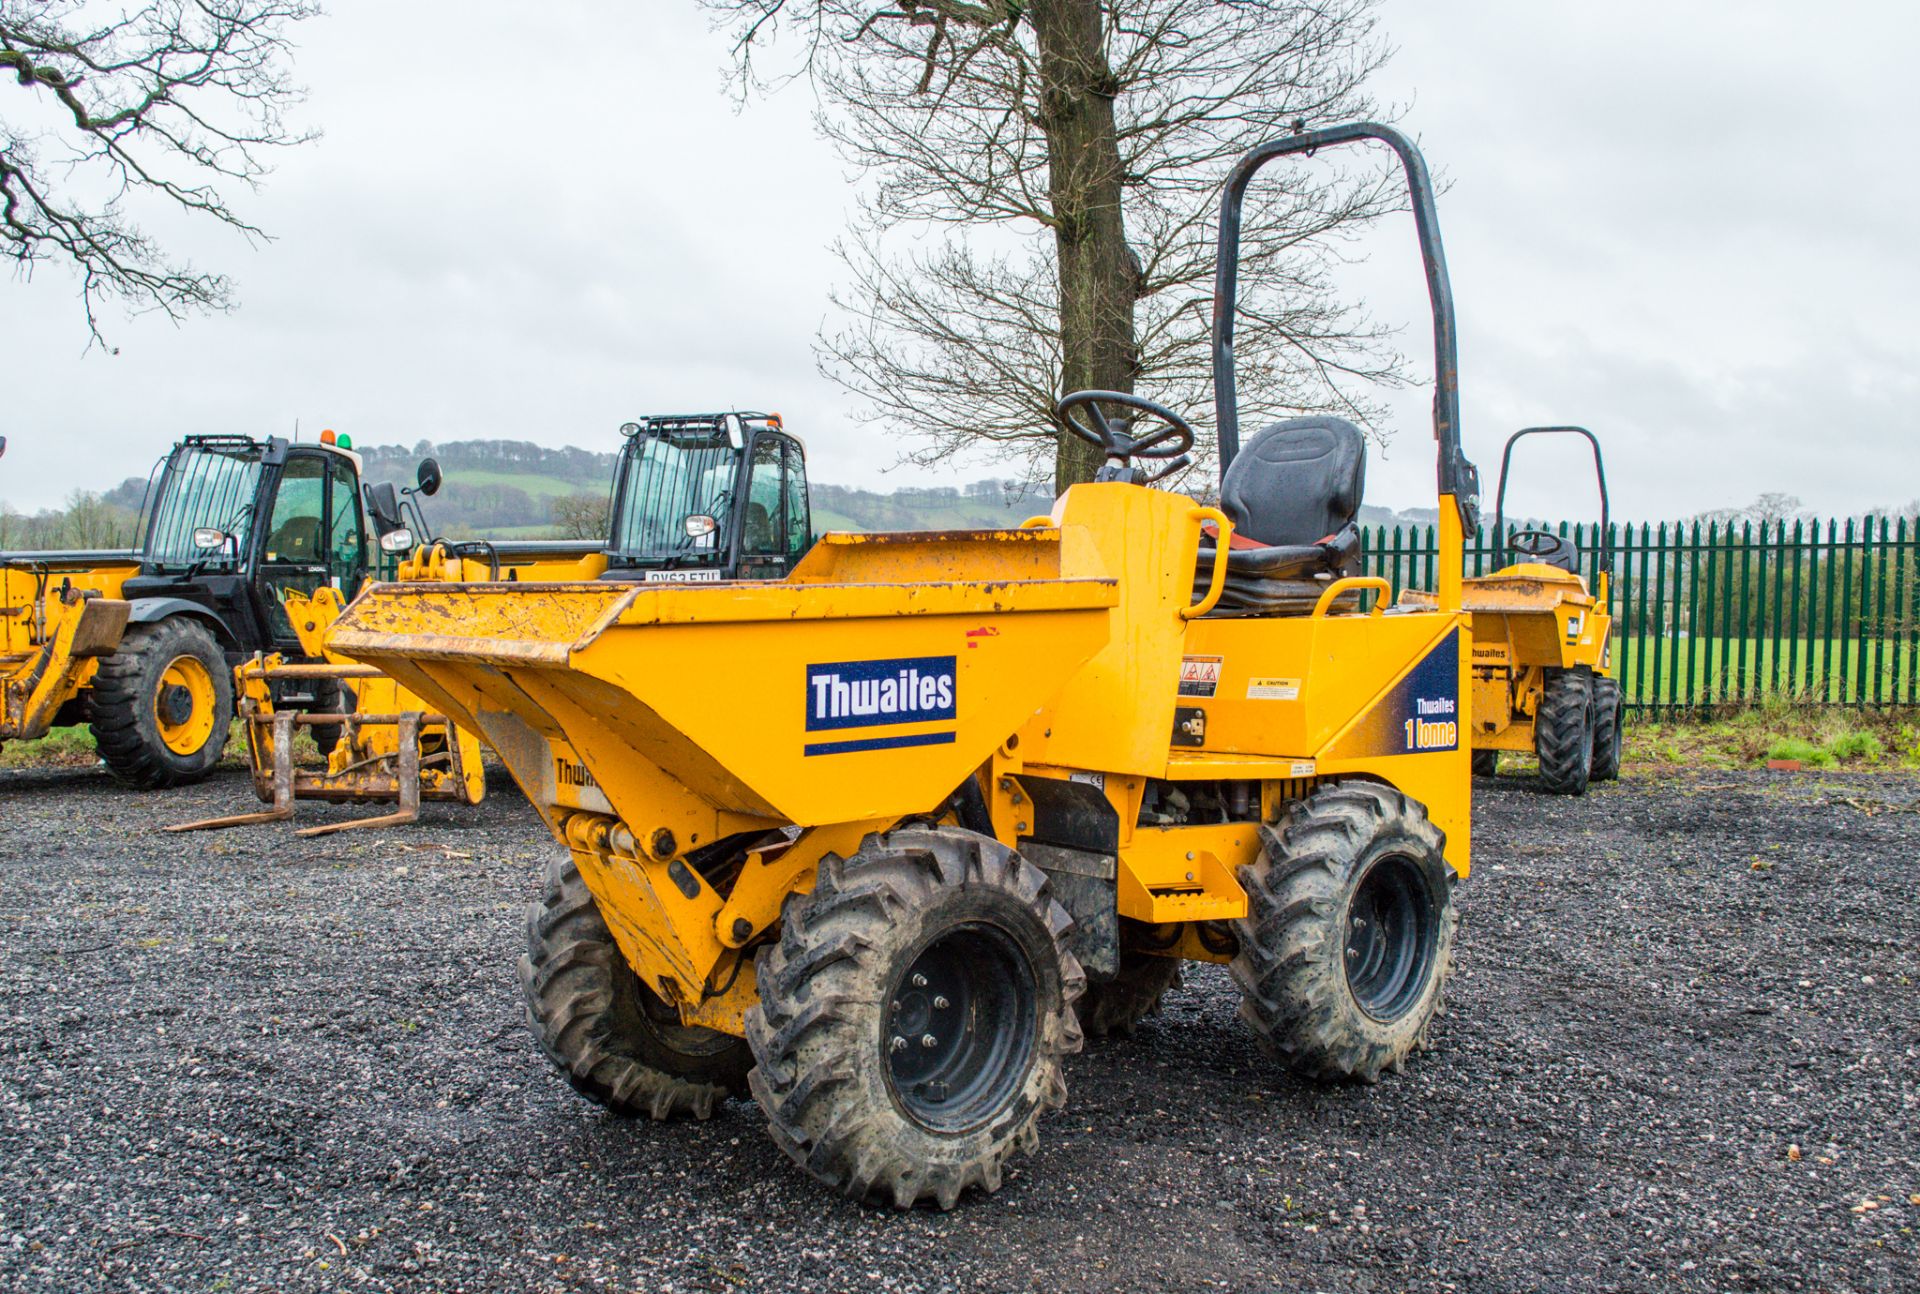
743, 435, 809, 558
327, 456, 364, 585
263, 458, 326, 564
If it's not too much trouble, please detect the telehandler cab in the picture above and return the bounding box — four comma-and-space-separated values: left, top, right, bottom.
1, 432, 435, 787
326, 122, 1479, 1209
1460, 426, 1619, 792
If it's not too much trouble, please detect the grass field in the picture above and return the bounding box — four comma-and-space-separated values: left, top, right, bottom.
1617, 634, 1920, 707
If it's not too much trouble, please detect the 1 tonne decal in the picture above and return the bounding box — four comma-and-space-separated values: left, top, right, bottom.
804, 655, 958, 756
1329, 629, 1460, 758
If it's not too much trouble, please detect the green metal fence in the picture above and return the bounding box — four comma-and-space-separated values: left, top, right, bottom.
1365, 516, 1920, 714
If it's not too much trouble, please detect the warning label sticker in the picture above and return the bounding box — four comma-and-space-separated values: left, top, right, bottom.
1178, 655, 1222, 698
1246, 676, 1301, 701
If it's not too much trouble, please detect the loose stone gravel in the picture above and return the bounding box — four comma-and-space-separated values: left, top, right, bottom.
1, 762, 1915, 1292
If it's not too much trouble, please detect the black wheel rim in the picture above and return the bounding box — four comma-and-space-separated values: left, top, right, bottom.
884, 923, 1037, 1134
1343, 855, 1438, 1021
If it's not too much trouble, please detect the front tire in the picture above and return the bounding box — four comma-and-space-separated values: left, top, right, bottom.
90, 618, 233, 788
1535, 668, 1594, 795
1470, 749, 1498, 778
1231, 781, 1457, 1083
746, 828, 1083, 1209
1589, 676, 1622, 782
519, 856, 750, 1120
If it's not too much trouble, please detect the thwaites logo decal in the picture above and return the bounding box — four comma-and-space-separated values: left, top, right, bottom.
1329, 629, 1460, 758
804, 655, 957, 756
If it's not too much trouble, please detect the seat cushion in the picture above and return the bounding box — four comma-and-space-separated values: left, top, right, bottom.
1219, 417, 1367, 547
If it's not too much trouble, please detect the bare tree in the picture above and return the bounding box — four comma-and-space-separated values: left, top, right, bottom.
1, 1, 318, 343
551, 491, 612, 541
709, 0, 1401, 490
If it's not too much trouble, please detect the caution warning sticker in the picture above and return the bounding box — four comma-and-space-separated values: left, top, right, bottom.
1246, 676, 1301, 701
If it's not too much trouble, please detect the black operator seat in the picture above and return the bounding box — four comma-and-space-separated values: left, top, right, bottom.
1196, 416, 1368, 615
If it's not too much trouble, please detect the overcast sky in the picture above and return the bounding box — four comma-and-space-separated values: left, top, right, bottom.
3, 1, 1915, 522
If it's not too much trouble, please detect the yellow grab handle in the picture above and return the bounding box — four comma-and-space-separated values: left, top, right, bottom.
1312, 576, 1392, 618
1021, 515, 1056, 529
1182, 507, 1233, 620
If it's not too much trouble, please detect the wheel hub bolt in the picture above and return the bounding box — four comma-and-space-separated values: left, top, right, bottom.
920, 1033, 938, 1048
911, 973, 928, 988
932, 995, 950, 1010
889, 1035, 907, 1052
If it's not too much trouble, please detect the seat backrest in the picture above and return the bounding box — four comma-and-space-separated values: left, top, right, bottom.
1218, 416, 1367, 547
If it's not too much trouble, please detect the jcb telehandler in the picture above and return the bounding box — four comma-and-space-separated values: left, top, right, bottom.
1460, 426, 1619, 793
1, 432, 438, 786
326, 122, 1479, 1209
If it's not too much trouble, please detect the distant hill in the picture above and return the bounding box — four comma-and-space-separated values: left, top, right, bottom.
36, 437, 1442, 547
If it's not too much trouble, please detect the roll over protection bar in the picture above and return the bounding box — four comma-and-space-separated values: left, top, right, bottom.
1211, 122, 1479, 534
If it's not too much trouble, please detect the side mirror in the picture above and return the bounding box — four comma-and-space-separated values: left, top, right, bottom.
378, 527, 416, 554
416, 457, 443, 497
0, 435, 8, 460
364, 481, 402, 533
192, 527, 229, 551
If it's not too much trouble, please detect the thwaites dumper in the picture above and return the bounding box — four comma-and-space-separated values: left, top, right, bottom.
328, 123, 1482, 1210
0, 433, 445, 787
1459, 427, 1619, 793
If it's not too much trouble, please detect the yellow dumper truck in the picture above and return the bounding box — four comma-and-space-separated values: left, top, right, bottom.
324, 122, 1482, 1209
1462, 426, 1619, 793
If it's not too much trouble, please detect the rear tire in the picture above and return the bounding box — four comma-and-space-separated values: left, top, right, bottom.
519, 856, 750, 1120
1589, 676, 1623, 782
1077, 950, 1182, 1038
90, 618, 233, 788
1470, 749, 1498, 778
1230, 781, 1457, 1083
1534, 668, 1594, 795
746, 828, 1082, 1209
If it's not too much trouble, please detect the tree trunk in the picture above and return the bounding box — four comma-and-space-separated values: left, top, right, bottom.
1030, 0, 1138, 493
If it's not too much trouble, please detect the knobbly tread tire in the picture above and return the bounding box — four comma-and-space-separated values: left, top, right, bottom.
1078, 951, 1182, 1038
89, 617, 233, 789
1534, 667, 1594, 795
745, 827, 1083, 1210
1589, 676, 1622, 782
1470, 749, 1498, 778
518, 855, 749, 1121
304, 677, 350, 757
1230, 780, 1457, 1084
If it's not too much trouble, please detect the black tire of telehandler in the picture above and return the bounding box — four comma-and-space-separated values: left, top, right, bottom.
519, 855, 750, 1121
1230, 781, 1457, 1084
304, 678, 352, 758
89, 618, 233, 789
746, 827, 1083, 1210
1077, 950, 1182, 1038
1534, 667, 1594, 795
1589, 676, 1623, 782
1470, 749, 1499, 778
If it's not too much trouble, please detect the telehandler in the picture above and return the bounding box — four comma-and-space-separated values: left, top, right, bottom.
326, 122, 1479, 1209
1460, 426, 1619, 793
1, 431, 438, 786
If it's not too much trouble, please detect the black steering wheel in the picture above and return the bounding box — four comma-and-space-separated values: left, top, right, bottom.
1055, 390, 1196, 468
1508, 529, 1578, 568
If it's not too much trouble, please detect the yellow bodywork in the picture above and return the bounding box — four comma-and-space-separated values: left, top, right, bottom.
0, 557, 138, 748
1460, 563, 1613, 752
329, 482, 1473, 1035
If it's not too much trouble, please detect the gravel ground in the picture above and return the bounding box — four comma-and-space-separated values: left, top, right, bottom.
1, 761, 1916, 1293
